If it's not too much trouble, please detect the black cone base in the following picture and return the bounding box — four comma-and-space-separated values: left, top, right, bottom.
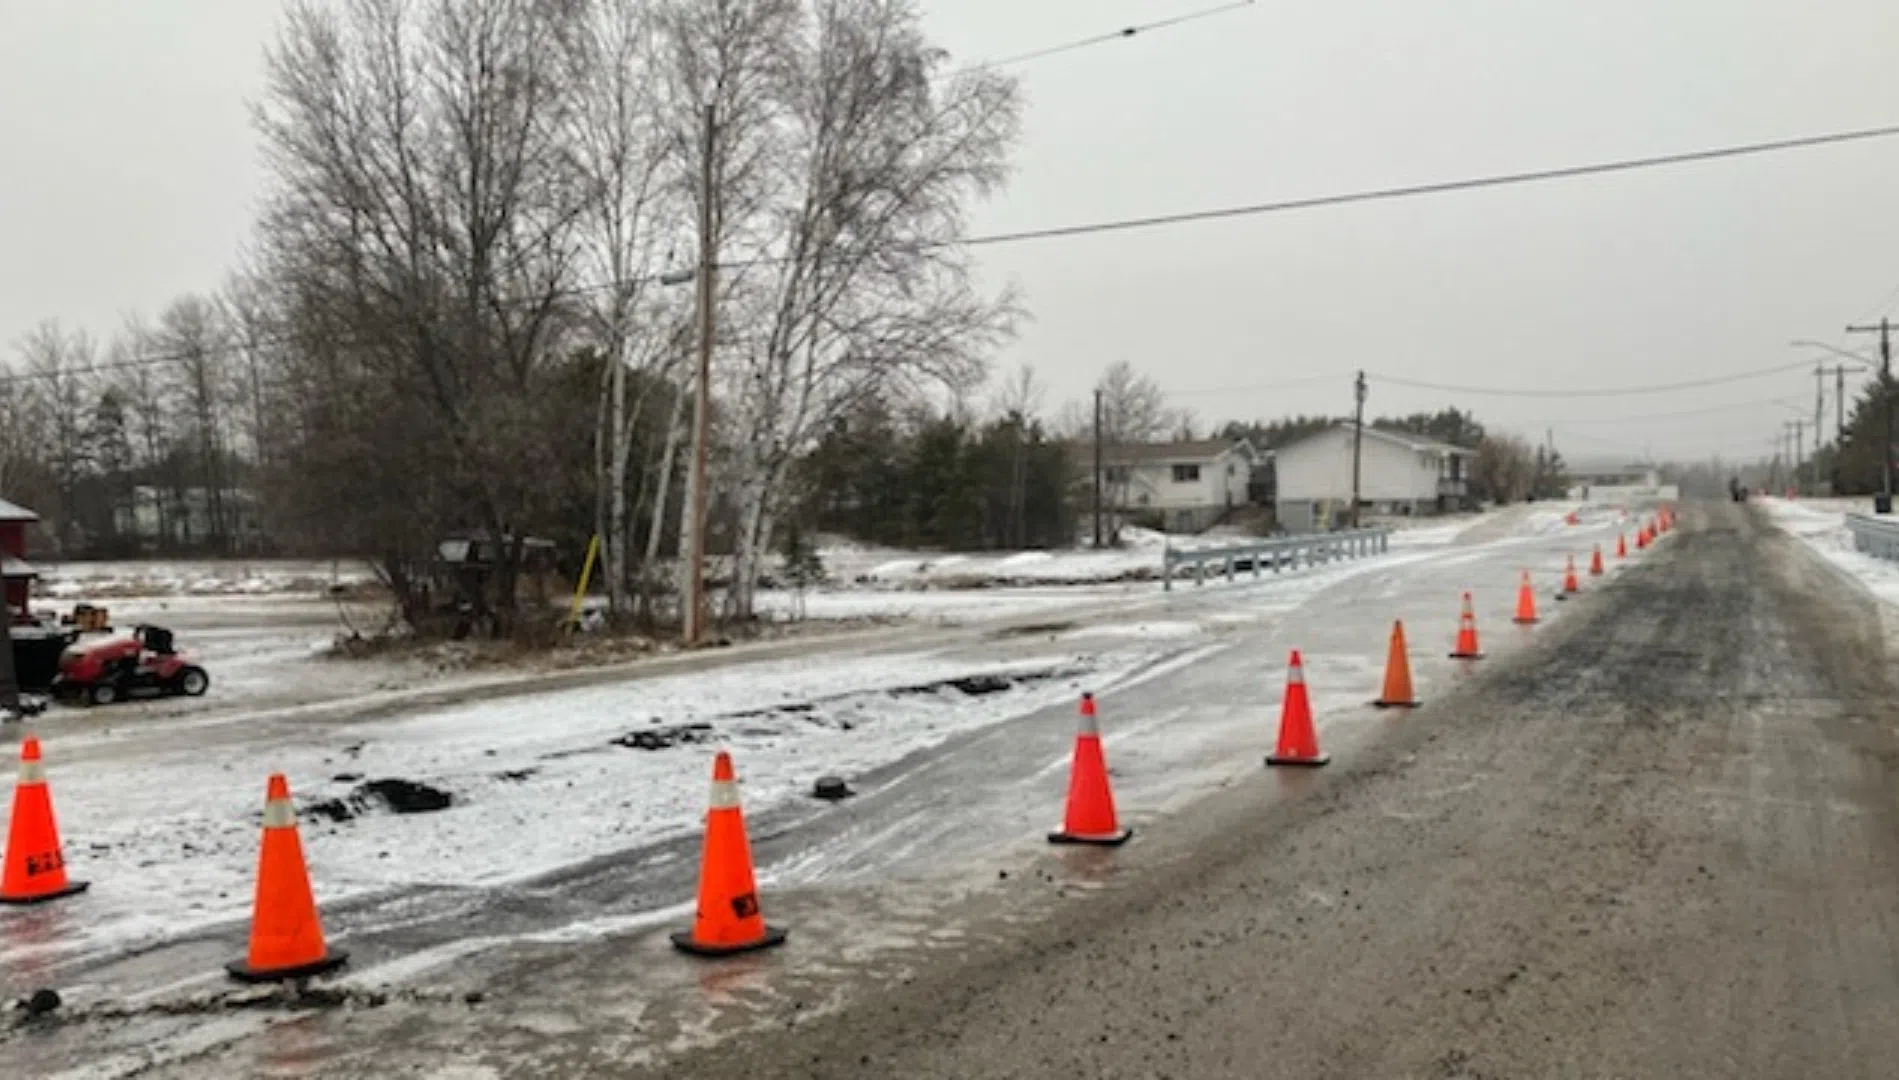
1372, 699, 1418, 709
226, 948, 349, 983
1266, 753, 1330, 768
1048, 827, 1133, 847
671, 925, 788, 958
0, 879, 89, 906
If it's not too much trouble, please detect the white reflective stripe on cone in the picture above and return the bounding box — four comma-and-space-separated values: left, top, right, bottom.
17, 762, 45, 784
709, 779, 740, 811
262, 798, 297, 829
1077, 711, 1099, 736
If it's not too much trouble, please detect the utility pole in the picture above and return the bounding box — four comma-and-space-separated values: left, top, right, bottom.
683, 104, 717, 647
1785, 419, 1803, 494
1847, 317, 1894, 507
1350, 371, 1367, 529
1091, 388, 1104, 548
1814, 363, 1824, 495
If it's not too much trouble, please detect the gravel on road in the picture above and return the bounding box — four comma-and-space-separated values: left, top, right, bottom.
648, 501, 1899, 1079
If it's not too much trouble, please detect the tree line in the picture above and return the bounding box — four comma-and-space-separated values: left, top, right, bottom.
1, 0, 1023, 635
0, 0, 1570, 638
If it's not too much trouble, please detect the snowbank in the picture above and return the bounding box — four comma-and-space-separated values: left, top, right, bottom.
1758, 497, 1899, 607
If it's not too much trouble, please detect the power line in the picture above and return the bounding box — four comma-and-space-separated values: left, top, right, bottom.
1371, 359, 1817, 400
17, 115, 1899, 386
953, 122, 1899, 250
1, 3, 1263, 387
966, 1, 1257, 72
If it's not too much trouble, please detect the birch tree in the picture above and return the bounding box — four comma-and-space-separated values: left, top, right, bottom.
563, 0, 689, 617
672, 0, 1022, 618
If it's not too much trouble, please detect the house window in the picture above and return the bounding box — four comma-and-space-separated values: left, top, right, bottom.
1172, 464, 1200, 483
1104, 465, 1130, 484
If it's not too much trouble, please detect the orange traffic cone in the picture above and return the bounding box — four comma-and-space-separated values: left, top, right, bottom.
1636, 527, 1649, 550
1565, 511, 1580, 526
672, 751, 787, 957
1615, 533, 1627, 559
1589, 546, 1604, 576
1266, 650, 1328, 767
1513, 571, 1539, 625
0, 738, 88, 905
1450, 592, 1484, 659
1372, 620, 1417, 708
1559, 556, 1581, 597
227, 774, 347, 981
1049, 693, 1131, 846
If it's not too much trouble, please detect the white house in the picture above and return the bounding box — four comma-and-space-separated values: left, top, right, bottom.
1274, 423, 1472, 532
1099, 438, 1259, 533
1565, 460, 1678, 503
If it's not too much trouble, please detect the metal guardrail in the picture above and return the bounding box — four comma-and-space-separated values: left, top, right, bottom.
1162, 528, 1391, 590
1846, 512, 1899, 561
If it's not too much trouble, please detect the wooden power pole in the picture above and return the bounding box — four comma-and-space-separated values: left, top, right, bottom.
1846, 317, 1894, 506
684, 104, 717, 646
1350, 371, 1367, 528
1091, 389, 1104, 548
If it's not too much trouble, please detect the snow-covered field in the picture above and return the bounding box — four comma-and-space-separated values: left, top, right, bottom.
32, 558, 376, 599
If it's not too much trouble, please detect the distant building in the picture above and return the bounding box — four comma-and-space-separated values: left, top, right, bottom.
113, 486, 263, 551
0, 496, 38, 623
1566, 461, 1676, 502
1097, 439, 1261, 533
1274, 423, 1473, 532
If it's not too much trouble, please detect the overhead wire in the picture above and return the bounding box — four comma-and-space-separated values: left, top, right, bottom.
958, 0, 1256, 73
0, 2, 1262, 388
948, 122, 1899, 251
1369, 358, 1819, 400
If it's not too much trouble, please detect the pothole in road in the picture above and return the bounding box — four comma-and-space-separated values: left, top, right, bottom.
306, 778, 455, 822
604, 664, 1088, 751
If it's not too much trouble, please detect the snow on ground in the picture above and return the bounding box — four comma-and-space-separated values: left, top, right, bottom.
1759, 496, 1899, 606
4, 635, 1191, 972
32, 558, 376, 600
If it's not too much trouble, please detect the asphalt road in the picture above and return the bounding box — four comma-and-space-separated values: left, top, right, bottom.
636, 501, 1899, 1079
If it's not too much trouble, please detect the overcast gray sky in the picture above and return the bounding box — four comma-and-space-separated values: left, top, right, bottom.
6, 1, 1899, 464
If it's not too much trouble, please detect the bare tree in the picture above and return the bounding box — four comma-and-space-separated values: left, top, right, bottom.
670, 0, 1023, 618
149, 296, 232, 550
563, 0, 689, 618
17, 321, 96, 550
256, 0, 586, 633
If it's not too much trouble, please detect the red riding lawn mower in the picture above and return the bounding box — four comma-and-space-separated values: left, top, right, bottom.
52, 625, 210, 706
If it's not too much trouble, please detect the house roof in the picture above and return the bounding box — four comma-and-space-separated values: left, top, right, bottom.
1288, 422, 1473, 457
1, 554, 36, 579
1099, 438, 1257, 466
0, 496, 38, 524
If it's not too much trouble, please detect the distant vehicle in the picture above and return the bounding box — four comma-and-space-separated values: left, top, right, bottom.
52, 625, 209, 706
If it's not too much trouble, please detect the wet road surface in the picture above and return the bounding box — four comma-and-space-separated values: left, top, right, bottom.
3, 508, 1725, 1076
621, 502, 1899, 1078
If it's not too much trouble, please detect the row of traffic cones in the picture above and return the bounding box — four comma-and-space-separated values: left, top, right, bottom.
6, 506, 1686, 971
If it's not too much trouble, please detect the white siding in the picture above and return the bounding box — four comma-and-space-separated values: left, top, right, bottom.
1277, 429, 1441, 503
1117, 451, 1245, 512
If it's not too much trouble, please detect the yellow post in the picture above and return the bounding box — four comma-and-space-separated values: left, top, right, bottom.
567, 534, 602, 630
